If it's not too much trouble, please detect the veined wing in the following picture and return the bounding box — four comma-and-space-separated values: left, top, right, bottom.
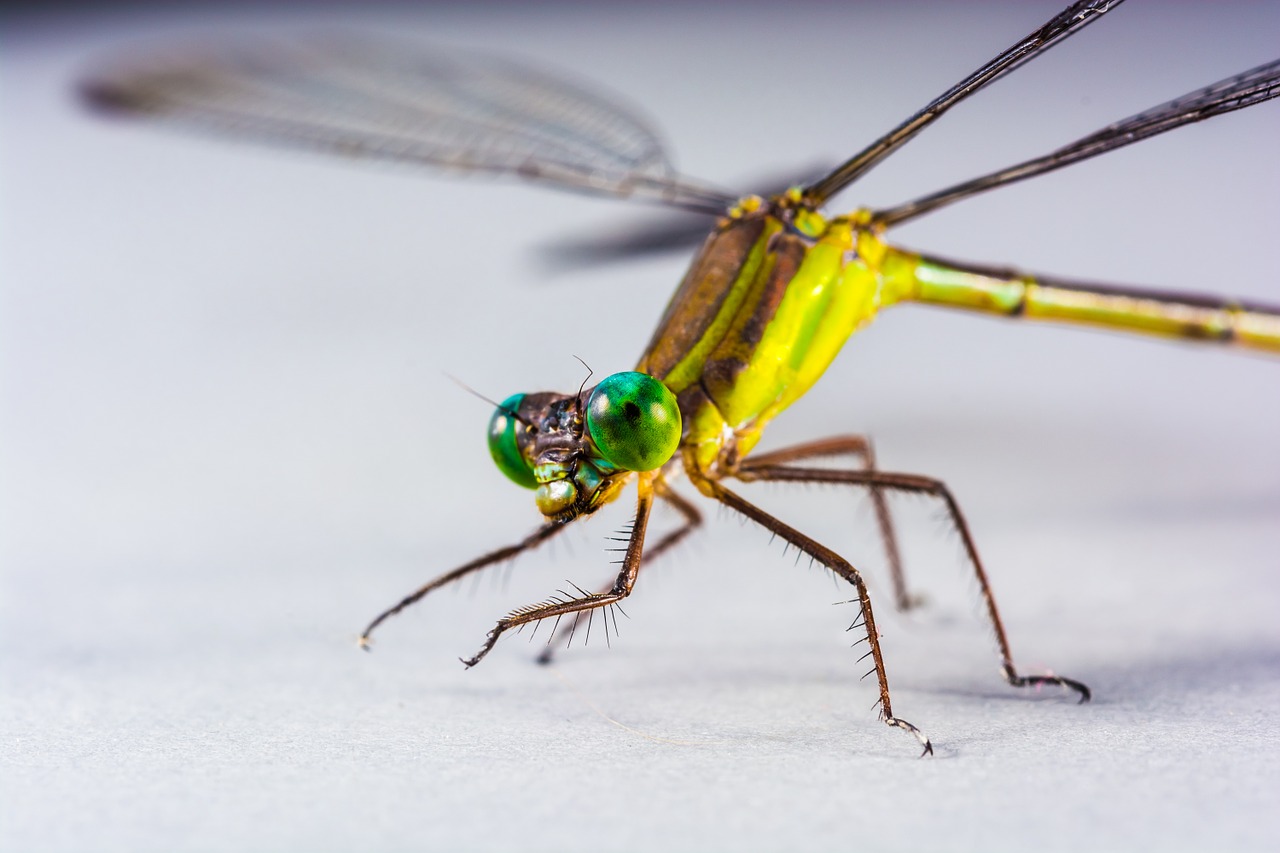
803, 0, 1124, 205
80, 33, 737, 214
537, 161, 835, 271
873, 57, 1280, 227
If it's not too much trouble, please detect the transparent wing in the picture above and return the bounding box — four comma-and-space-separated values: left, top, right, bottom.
873, 57, 1280, 226
538, 161, 835, 272
802, 0, 1123, 204
81, 33, 737, 213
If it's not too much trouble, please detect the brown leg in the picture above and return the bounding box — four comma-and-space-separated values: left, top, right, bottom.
358, 520, 570, 649
736, 461, 1090, 704
746, 435, 919, 611
701, 476, 932, 756
461, 475, 657, 668
537, 483, 702, 664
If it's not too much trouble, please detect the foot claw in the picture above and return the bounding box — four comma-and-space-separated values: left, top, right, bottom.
1003, 665, 1092, 703
886, 716, 932, 756
461, 628, 503, 669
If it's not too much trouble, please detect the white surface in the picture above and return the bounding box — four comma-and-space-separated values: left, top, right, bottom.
3, 3, 1279, 851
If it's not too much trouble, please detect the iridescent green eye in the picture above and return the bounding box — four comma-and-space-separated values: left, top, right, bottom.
586, 372, 681, 472
488, 394, 537, 489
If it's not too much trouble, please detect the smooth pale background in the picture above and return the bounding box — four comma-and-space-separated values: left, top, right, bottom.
3, 2, 1278, 851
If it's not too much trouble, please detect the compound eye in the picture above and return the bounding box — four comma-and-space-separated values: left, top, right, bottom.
585, 372, 681, 472
487, 394, 537, 489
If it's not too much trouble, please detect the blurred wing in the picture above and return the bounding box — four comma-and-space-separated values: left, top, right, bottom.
81, 33, 737, 213
538, 161, 836, 272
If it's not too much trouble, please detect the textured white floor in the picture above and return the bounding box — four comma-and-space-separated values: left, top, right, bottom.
3, 3, 1279, 851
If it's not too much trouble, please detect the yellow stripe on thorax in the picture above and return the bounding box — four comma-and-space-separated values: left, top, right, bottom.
659, 218, 783, 394
692, 213, 882, 444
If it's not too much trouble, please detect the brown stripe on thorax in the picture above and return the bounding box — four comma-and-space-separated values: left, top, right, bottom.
700, 231, 808, 415
636, 212, 769, 380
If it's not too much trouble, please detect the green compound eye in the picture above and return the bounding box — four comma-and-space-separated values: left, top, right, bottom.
586, 372, 681, 472
488, 394, 538, 489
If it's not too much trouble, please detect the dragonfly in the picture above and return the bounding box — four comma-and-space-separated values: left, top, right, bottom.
82, 0, 1280, 754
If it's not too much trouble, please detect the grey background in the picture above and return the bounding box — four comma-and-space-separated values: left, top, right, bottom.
3, 2, 1278, 851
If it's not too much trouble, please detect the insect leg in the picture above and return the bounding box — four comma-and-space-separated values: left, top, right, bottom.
537, 482, 702, 664
358, 520, 570, 649
743, 435, 919, 611
736, 461, 1091, 703
701, 476, 932, 756
461, 475, 657, 668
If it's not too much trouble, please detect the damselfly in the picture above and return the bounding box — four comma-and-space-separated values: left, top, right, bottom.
82, 0, 1280, 753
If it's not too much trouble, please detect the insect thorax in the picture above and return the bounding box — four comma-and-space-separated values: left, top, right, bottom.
636, 195, 885, 478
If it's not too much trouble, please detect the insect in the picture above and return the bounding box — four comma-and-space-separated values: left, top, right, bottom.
82, 0, 1280, 753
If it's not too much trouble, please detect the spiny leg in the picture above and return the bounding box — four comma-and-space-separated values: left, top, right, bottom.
746, 435, 919, 611
537, 483, 702, 664
463, 475, 657, 668
358, 520, 570, 649
702, 477, 932, 756
736, 461, 1090, 703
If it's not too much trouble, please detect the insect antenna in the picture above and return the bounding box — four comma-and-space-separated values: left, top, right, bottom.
572, 355, 595, 410
446, 372, 538, 431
